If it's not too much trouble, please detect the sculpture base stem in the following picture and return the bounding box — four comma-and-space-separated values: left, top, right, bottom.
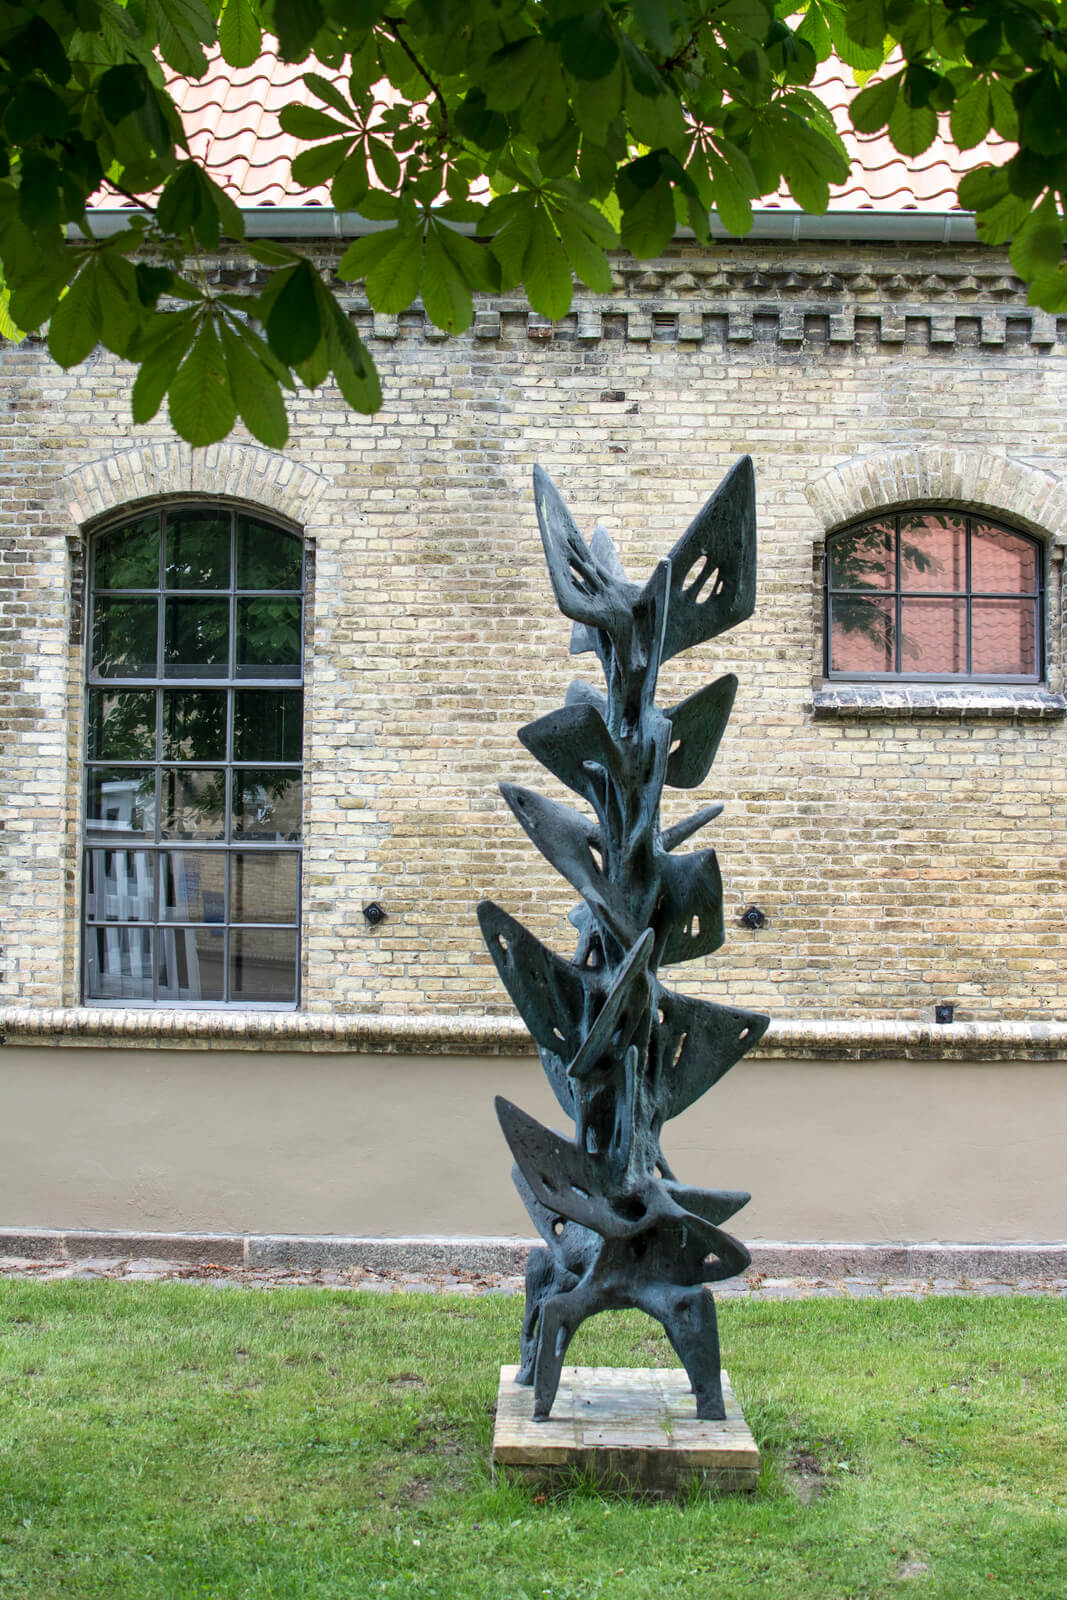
491, 1364, 759, 1496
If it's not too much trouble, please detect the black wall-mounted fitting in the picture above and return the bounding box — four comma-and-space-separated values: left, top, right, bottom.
935, 1002, 954, 1025
362, 901, 386, 927
739, 905, 766, 930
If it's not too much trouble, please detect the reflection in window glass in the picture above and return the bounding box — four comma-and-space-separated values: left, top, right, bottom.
94, 515, 160, 590
88, 690, 155, 761
234, 690, 302, 762
232, 771, 301, 841
827, 513, 1041, 681
162, 690, 227, 761
166, 509, 231, 589
230, 929, 298, 1002
236, 597, 301, 677
92, 599, 158, 678
237, 517, 302, 590
85, 504, 304, 1005
164, 598, 229, 676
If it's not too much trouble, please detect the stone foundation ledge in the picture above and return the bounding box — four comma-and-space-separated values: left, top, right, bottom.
1, 1230, 1065, 1283
3, 1007, 1067, 1060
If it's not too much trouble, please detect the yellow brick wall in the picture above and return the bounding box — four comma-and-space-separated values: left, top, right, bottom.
2, 236, 1066, 1021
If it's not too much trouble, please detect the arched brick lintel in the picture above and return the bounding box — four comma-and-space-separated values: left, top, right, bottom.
806, 448, 1067, 545
61, 442, 330, 532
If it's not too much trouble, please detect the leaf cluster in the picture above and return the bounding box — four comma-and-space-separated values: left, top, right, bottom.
0, 0, 1064, 444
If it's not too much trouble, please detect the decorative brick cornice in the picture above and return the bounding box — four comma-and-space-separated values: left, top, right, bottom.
3, 1006, 1067, 1061
805, 447, 1067, 540
61, 442, 330, 530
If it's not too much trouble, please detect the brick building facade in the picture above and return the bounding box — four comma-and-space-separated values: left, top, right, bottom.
2, 216, 1066, 1254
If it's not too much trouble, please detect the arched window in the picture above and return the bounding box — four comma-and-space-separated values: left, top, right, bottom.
825, 511, 1043, 681
83, 504, 304, 1006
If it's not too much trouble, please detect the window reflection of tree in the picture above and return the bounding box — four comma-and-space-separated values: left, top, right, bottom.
829, 513, 960, 671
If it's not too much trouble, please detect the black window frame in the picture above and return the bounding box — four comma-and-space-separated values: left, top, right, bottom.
824, 510, 1045, 684
82, 502, 305, 1009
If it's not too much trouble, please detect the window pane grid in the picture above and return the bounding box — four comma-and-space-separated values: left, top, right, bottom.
826, 513, 1042, 682
84, 506, 303, 1008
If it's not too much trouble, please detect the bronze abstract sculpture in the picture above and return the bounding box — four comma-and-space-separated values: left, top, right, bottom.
478, 459, 770, 1423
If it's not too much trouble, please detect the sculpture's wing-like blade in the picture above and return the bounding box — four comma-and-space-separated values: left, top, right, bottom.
518, 702, 618, 804
653, 985, 770, 1120
570, 524, 629, 658
661, 804, 723, 854
565, 678, 609, 717
537, 1044, 577, 1120
655, 849, 726, 965
663, 1181, 750, 1226
662, 456, 757, 663
477, 900, 592, 1061
512, 1162, 600, 1273
567, 929, 654, 1081
499, 783, 635, 947
534, 467, 639, 641
495, 1096, 649, 1238
665, 674, 738, 789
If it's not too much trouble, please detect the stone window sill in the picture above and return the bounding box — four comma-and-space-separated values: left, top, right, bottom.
811, 684, 1067, 721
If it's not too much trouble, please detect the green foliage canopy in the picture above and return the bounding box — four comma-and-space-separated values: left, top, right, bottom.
1, 0, 1066, 447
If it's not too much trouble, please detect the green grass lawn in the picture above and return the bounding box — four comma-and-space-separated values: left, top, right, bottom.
0, 1282, 1064, 1600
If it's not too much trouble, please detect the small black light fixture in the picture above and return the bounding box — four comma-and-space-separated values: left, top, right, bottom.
739, 905, 766, 931
935, 1002, 955, 1025
362, 901, 387, 927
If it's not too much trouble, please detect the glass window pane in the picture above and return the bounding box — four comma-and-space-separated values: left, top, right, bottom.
233, 690, 302, 763
92, 598, 158, 678
899, 513, 966, 591
237, 518, 302, 590
84, 848, 155, 923
85, 925, 154, 1003
162, 690, 227, 761
88, 690, 155, 761
158, 926, 225, 1003
165, 509, 231, 589
232, 771, 301, 841
159, 851, 227, 923
87, 769, 156, 839
161, 769, 227, 840
828, 522, 894, 590
164, 598, 229, 677
829, 596, 895, 673
899, 598, 967, 673
232, 852, 298, 924
230, 929, 297, 1003
972, 599, 1038, 676
236, 597, 301, 679
971, 525, 1038, 594
94, 515, 160, 590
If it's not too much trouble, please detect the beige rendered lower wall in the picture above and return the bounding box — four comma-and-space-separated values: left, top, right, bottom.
1, 1046, 1064, 1242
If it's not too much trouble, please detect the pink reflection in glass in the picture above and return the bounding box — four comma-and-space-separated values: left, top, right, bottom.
972, 599, 1037, 675
971, 526, 1037, 593
899, 514, 966, 591
830, 596, 894, 672
899, 598, 966, 673
828, 523, 894, 590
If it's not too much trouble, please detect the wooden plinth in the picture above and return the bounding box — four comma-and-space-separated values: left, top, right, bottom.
492, 1365, 759, 1495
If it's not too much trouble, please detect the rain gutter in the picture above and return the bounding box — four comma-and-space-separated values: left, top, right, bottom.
77, 206, 979, 245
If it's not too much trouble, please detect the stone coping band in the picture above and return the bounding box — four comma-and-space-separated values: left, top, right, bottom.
3, 1007, 1067, 1060
1, 1229, 1065, 1282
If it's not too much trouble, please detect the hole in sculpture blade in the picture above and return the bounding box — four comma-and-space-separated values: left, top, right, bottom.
739, 1026, 750, 1041
671, 1031, 688, 1069
552, 1219, 564, 1236
496, 934, 509, 953
692, 915, 701, 938
555, 1326, 568, 1359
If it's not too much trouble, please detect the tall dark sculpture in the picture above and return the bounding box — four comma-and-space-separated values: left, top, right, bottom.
478, 458, 770, 1423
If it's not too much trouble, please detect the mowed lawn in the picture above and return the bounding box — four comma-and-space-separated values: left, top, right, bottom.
0, 1281, 1064, 1600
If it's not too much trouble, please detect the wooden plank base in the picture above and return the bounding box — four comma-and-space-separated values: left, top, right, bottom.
492, 1365, 760, 1495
